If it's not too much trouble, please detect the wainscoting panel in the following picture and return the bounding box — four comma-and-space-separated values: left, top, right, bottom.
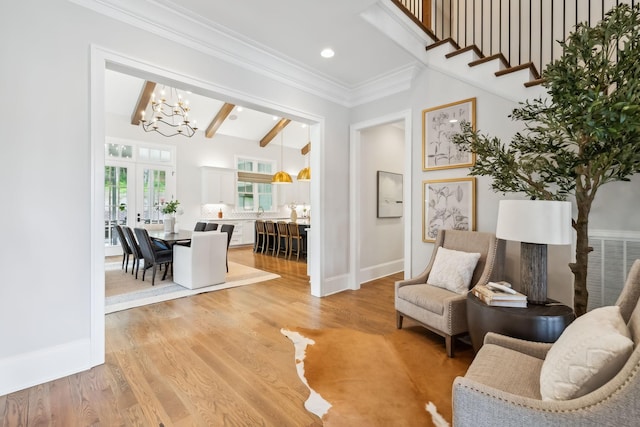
588, 230, 640, 311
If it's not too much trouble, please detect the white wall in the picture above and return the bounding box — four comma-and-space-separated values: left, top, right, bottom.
358, 124, 405, 283
0, 0, 350, 395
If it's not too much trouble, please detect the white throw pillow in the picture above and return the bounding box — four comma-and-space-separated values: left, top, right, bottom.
540, 305, 633, 401
426, 247, 481, 294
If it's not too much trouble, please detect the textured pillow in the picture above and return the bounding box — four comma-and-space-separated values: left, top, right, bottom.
540, 305, 633, 401
426, 247, 481, 294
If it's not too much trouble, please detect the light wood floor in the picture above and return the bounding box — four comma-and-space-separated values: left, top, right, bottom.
0, 247, 473, 426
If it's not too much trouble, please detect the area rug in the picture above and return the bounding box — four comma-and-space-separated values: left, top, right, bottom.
105, 261, 279, 313
281, 327, 450, 427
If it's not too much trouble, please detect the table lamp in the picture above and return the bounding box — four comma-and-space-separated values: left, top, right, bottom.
495, 200, 572, 304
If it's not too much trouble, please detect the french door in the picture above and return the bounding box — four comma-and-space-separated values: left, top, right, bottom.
104, 160, 175, 256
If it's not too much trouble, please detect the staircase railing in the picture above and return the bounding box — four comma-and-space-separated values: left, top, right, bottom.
393, 0, 637, 75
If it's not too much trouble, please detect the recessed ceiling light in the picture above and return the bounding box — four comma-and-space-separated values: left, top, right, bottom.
272, 116, 279, 121
236, 106, 243, 112
321, 48, 335, 58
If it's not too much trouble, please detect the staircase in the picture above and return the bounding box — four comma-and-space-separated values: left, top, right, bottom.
378, 0, 634, 102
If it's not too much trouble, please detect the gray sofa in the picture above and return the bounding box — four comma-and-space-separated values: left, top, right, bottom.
453, 259, 640, 426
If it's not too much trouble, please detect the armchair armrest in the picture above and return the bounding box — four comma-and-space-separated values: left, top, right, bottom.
483, 332, 553, 360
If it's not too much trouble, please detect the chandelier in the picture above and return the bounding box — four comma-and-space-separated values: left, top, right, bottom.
140, 87, 198, 137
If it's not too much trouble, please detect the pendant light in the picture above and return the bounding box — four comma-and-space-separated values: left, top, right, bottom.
297, 125, 311, 181
272, 128, 292, 184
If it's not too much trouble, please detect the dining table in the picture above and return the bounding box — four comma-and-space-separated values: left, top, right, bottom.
147, 229, 193, 246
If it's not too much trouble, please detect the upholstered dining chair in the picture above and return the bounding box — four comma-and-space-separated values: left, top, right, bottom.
219, 224, 235, 272
395, 229, 505, 357
173, 232, 227, 289
114, 225, 132, 272
203, 223, 218, 232
122, 226, 143, 279
134, 227, 173, 286
453, 260, 640, 426
194, 221, 207, 232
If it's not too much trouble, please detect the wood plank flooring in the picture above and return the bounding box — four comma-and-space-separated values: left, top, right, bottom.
1, 247, 473, 426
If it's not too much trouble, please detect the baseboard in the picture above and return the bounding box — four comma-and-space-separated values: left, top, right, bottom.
322, 274, 350, 296
0, 338, 93, 396
359, 259, 404, 285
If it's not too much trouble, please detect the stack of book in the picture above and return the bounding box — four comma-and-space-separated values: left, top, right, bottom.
471, 282, 527, 308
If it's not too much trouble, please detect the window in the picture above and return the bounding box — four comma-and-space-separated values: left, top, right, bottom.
236, 157, 275, 211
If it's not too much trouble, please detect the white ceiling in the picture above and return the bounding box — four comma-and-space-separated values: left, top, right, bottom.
100, 0, 415, 148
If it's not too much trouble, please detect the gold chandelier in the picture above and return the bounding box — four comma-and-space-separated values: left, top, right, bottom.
272, 129, 292, 184
140, 87, 198, 137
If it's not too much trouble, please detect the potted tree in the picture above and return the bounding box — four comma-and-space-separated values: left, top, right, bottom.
452, 4, 640, 316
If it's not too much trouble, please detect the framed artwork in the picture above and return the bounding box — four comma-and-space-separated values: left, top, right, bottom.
422, 97, 476, 171
423, 177, 476, 242
377, 171, 403, 218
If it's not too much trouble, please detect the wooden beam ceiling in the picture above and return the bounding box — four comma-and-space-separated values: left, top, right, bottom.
260, 118, 291, 147
301, 142, 311, 155
205, 103, 236, 138
131, 81, 156, 125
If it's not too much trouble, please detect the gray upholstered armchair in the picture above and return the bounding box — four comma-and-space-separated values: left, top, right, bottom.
395, 229, 505, 357
453, 260, 640, 426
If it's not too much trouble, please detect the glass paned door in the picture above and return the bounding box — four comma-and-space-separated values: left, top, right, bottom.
104, 162, 131, 252
137, 165, 175, 225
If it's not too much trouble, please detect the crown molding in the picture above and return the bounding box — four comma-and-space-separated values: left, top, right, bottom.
69, 0, 421, 107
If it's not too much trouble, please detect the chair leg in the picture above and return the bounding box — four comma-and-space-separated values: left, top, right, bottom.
396, 312, 403, 329
445, 335, 454, 358
134, 259, 140, 279
151, 264, 157, 286
161, 263, 169, 280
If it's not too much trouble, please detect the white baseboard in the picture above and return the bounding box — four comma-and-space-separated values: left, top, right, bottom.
0, 339, 93, 396
322, 274, 350, 296
359, 259, 404, 285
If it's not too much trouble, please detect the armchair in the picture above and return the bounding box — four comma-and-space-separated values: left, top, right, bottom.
173, 231, 227, 289
453, 260, 640, 426
395, 229, 504, 357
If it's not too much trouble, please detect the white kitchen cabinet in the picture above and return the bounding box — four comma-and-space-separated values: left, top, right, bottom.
242, 220, 255, 245
201, 167, 236, 205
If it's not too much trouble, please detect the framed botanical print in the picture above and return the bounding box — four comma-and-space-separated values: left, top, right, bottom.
423, 177, 476, 242
422, 98, 476, 171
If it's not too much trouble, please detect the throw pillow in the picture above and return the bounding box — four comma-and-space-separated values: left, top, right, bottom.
540, 305, 633, 401
426, 247, 481, 294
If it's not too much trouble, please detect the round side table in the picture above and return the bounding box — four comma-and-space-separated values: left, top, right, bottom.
467, 293, 575, 353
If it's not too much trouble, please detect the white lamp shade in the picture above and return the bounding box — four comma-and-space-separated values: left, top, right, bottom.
496, 200, 573, 245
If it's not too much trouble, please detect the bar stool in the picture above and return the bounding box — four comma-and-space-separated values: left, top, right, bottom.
276, 221, 290, 258
288, 222, 303, 261
254, 220, 266, 252
264, 221, 278, 255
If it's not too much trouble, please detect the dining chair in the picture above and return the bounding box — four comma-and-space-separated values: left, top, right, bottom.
254, 220, 266, 253
122, 226, 143, 279
134, 227, 173, 286
288, 222, 304, 261
194, 221, 207, 232
220, 224, 235, 272
114, 225, 132, 272
203, 223, 218, 231
264, 221, 278, 256
276, 221, 290, 258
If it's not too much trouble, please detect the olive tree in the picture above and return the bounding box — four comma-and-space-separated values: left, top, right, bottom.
452, 4, 640, 316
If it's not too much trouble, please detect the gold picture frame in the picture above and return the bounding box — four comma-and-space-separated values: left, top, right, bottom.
422, 98, 476, 171
423, 177, 476, 242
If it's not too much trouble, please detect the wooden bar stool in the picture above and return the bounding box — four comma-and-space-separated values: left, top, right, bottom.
264, 221, 278, 255
276, 221, 290, 258
288, 222, 303, 261
254, 220, 266, 252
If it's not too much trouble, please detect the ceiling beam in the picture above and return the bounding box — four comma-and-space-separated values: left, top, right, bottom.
301, 142, 311, 155
205, 103, 236, 138
131, 80, 156, 125
260, 118, 291, 147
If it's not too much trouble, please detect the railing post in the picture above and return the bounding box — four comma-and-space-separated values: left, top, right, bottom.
423, 0, 432, 30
